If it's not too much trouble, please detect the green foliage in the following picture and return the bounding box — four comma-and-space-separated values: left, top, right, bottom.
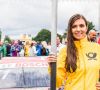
4, 35, 11, 43
0, 30, 2, 41
57, 33, 62, 42
88, 21, 95, 31
33, 29, 51, 43
62, 32, 67, 38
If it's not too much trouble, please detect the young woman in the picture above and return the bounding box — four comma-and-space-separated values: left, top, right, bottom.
48, 14, 100, 90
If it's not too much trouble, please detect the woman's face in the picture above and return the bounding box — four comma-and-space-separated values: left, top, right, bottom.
72, 18, 87, 40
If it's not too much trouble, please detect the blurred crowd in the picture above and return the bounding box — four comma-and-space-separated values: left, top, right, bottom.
0, 36, 66, 58
0, 40, 49, 57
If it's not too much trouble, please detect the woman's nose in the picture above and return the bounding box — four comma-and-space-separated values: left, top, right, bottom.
76, 26, 80, 31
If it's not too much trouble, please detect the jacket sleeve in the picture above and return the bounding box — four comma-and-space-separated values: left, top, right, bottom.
56, 47, 67, 88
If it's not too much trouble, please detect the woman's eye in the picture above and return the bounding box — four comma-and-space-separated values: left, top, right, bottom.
80, 24, 84, 28
72, 25, 76, 28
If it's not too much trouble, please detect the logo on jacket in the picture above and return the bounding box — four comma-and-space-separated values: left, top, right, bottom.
86, 52, 97, 60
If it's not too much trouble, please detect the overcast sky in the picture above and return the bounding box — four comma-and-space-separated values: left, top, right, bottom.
0, 0, 99, 39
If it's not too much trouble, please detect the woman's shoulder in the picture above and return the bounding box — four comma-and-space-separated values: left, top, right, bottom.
58, 46, 67, 59
88, 42, 100, 46
59, 46, 67, 53
87, 42, 100, 49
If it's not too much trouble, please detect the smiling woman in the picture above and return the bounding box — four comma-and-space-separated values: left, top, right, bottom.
48, 14, 100, 90
71, 18, 87, 40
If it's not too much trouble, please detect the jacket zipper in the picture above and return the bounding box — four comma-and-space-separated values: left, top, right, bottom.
80, 44, 86, 90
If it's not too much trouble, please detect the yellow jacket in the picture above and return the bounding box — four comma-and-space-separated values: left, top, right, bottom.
57, 37, 100, 90
24, 45, 30, 56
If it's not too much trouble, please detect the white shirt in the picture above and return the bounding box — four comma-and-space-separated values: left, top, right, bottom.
29, 46, 37, 56
57, 43, 65, 54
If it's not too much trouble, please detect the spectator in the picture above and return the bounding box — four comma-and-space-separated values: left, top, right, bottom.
41, 41, 49, 56
87, 29, 97, 42
97, 33, 100, 44
19, 45, 24, 57
36, 42, 42, 56
11, 40, 21, 57
47, 42, 51, 54
24, 41, 30, 56
56, 35, 65, 54
29, 42, 37, 57
0, 42, 3, 58
5, 41, 11, 57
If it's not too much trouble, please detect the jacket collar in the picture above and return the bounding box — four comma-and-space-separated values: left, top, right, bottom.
74, 36, 88, 48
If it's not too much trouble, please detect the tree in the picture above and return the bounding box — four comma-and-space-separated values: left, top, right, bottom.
88, 21, 95, 31
57, 33, 62, 42
33, 29, 51, 43
4, 35, 12, 43
62, 32, 67, 39
0, 30, 2, 41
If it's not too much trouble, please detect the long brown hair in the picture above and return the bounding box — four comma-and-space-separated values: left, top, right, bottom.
65, 14, 87, 73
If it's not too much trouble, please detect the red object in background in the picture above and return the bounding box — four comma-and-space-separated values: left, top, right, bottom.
0, 41, 3, 45
97, 37, 100, 44
0, 57, 48, 68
